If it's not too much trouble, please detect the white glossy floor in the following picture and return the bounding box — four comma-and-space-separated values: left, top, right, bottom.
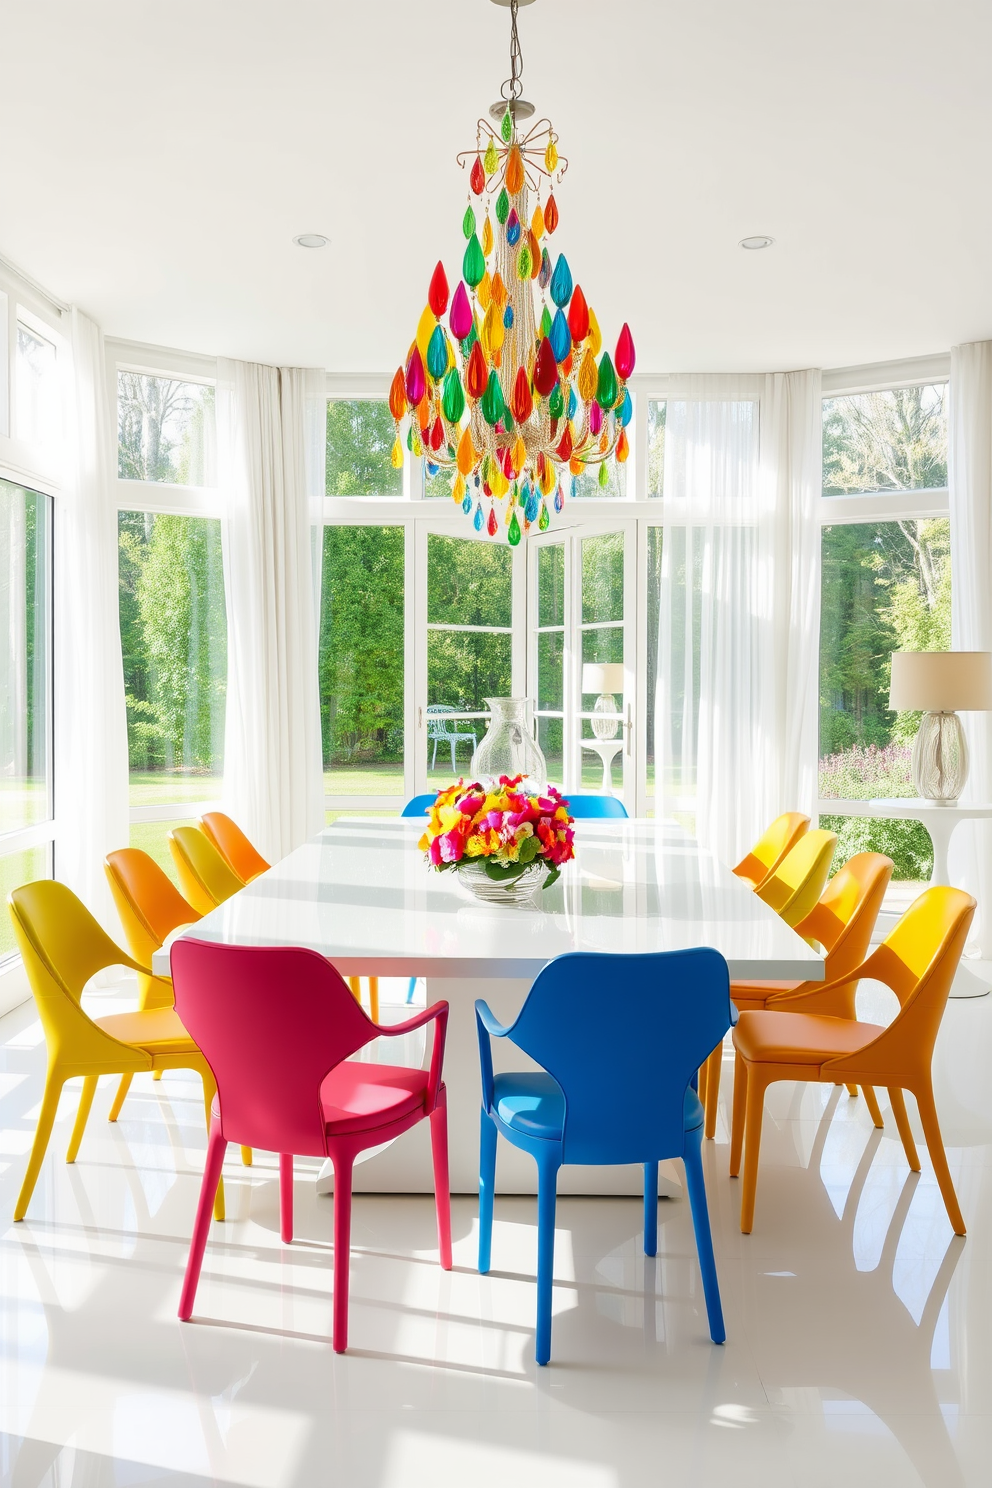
2, 973, 992, 1488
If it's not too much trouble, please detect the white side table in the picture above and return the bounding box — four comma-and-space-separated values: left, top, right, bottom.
822, 796, 992, 997
580, 737, 624, 794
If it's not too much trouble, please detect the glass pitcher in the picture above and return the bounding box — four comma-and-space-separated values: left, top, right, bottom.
470, 698, 547, 787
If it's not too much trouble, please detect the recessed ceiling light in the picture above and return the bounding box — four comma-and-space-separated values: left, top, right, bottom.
293, 233, 328, 249
739, 235, 775, 251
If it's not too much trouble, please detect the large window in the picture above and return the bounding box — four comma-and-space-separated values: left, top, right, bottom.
118, 372, 215, 486
1, 479, 52, 963
818, 380, 949, 888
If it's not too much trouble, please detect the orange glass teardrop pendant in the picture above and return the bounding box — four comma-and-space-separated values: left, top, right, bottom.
477, 270, 492, 310
544, 194, 559, 233
616, 428, 630, 462
531, 203, 545, 239
456, 426, 476, 475
578, 348, 598, 402
491, 272, 507, 310
505, 144, 524, 195
511, 366, 533, 424
388, 367, 406, 421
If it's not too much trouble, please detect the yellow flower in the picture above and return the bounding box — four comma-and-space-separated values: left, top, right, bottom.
465, 834, 488, 857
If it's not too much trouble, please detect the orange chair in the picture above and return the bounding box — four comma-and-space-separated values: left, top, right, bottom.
729, 886, 975, 1235
754, 828, 837, 930
105, 849, 200, 1013
700, 852, 894, 1137
167, 826, 244, 915
199, 812, 270, 883
733, 813, 810, 891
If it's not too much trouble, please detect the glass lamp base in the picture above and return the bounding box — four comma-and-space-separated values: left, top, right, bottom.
912, 711, 969, 802
592, 694, 620, 741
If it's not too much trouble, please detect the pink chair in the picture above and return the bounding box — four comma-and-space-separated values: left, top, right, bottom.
170, 938, 451, 1352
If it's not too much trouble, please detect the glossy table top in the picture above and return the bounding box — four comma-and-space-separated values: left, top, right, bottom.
156, 816, 824, 982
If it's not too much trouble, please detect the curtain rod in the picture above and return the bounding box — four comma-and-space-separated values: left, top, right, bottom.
0, 251, 70, 316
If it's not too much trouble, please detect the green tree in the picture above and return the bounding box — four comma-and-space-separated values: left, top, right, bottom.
320, 526, 404, 763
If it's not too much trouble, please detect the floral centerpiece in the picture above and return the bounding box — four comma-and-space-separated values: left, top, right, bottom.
420, 775, 575, 903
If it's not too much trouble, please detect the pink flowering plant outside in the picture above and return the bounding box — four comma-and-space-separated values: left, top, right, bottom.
419, 775, 576, 889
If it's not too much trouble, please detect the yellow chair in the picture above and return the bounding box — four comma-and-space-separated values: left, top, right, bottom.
167, 826, 244, 915
754, 828, 838, 929
732, 812, 810, 891
700, 852, 894, 1137
199, 811, 270, 883
7, 881, 225, 1223
730, 886, 975, 1234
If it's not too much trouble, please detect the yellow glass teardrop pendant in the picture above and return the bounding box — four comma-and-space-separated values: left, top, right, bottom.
482, 215, 494, 257
456, 426, 476, 475
587, 307, 603, 358
545, 136, 558, 173
416, 305, 436, 362
512, 436, 527, 473
491, 272, 507, 310
578, 349, 598, 402
491, 466, 510, 497
531, 203, 545, 239
484, 136, 499, 174
539, 460, 555, 496
482, 301, 505, 356
390, 436, 404, 469
477, 270, 492, 311
599, 430, 610, 453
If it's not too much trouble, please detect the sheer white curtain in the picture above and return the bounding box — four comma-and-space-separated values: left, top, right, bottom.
656, 371, 821, 864
54, 308, 130, 927
948, 340, 992, 954
217, 360, 325, 865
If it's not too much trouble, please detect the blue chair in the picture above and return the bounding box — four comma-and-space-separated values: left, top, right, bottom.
400, 793, 436, 819
476, 947, 731, 1364
564, 794, 628, 819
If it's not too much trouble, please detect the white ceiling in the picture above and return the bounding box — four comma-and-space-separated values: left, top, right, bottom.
2, 0, 990, 374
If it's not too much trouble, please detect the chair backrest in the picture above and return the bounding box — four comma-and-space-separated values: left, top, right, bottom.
827, 886, 975, 1084
170, 938, 376, 1154
426, 705, 456, 738
564, 794, 629, 819
105, 848, 200, 1010
400, 793, 438, 818
7, 881, 145, 1063
505, 948, 733, 1165
796, 850, 893, 972
733, 812, 810, 889
755, 828, 837, 929
199, 812, 270, 883
167, 826, 244, 915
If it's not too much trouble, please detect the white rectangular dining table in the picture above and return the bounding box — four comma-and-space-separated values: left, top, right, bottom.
155, 816, 824, 1196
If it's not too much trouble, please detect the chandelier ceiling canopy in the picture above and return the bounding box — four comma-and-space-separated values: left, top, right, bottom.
389, 0, 635, 542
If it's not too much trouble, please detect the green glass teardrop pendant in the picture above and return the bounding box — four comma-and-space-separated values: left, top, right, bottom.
442, 368, 465, 423
462, 204, 476, 240
538, 500, 550, 531
496, 188, 510, 225
426, 324, 449, 381
481, 369, 507, 426
508, 508, 522, 546
596, 352, 618, 410
501, 107, 513, 142
462, 234, 486, 288
540, 304, 553, 339
598, 460, 610, 488
548, 381, 565, 420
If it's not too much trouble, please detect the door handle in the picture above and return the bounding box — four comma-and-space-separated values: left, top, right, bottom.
418, 707, 423, 729
625, 704, 633, 756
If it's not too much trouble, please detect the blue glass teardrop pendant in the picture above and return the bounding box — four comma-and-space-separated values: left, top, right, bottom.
570, 477, 578, 499
619, 387, 633, 427
503, 304, 514, 328
525, 489, 539, 522
554, 484, 564, 513
473, 500, 484, 531
462, 492, 473, 514
549, 254, 573, 308
426, 461, 438, 476
567, 385, 577, 419
549, 308, 571, 363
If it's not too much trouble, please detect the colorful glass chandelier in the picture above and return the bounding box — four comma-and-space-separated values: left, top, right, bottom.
389, 0, 635, 542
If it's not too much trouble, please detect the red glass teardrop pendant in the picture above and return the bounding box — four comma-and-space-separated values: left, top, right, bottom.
470, 155, 486, 195
511, 366, 534, 424
428, 262, 449, 318
556, 423, 573, 461
430, 416, 444, 451
534, 337, 558, 397
544, 194, 559, 234
615, 323, 636, 379
567, 285, 590, 343
466, 340, 489, 400
487, 505, 499, 537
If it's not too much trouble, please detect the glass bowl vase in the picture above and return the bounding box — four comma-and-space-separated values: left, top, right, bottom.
455, 859, 546, 907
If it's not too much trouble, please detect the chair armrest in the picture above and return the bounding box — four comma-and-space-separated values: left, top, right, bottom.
475, 999, 513, 1114
377, 1000, 449, 1109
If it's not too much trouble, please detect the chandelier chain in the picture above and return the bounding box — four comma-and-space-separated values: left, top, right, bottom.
500, 0, 524, 102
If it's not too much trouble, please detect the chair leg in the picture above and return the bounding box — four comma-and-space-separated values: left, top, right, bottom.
108, 1072, 133, 1122
888, 1086, 920, 1172
683, 1126, 726, 1343
15, 1072, 65, 1221
66, 1075, 98, 1163
703, 1045, 722, 1140
330, 1149, 356, 1352
368, 977, 380, 1024
347, 976, 361, 1004
430, 1095, 452, 1270
279, 1153, 294, 1243
535, 1152, 560, 1366
199, 1074, 225, 1223
406, 977, 417, 1004
241, 1147, 253, 1166
178, 1119, 228, 1320
478, 1109, 498, 1274
861, 1085, 884, 1129
740, 1067, 772, 1234
643, 1161, 658, 1257
153, 1069, 164, 1082
697, 1056, 708, 1106
913, 1082, 966, 1237
450, 741, 456, 773
846, 1084, 858, 1098
729, 1050, 748, 1178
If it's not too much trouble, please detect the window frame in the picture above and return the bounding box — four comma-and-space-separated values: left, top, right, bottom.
108, 339, 225, 831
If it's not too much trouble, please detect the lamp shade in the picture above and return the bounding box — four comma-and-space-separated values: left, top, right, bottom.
582, 663, 624, 696
889, 651, 992, 712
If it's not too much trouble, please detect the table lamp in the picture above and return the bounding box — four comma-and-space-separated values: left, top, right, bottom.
582, 663, 625, 740
888, 650, 992, 802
